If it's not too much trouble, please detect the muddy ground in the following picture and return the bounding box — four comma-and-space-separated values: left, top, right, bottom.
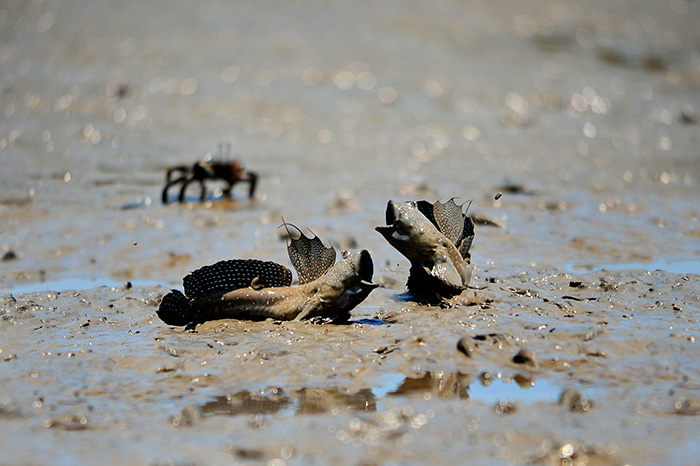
1, 0, 699, 464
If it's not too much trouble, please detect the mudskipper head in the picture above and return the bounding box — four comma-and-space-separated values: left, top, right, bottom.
307, 248, 378, 319
375, 200, 440, 263
282, 222, 378, 320
334, 249, 378, 295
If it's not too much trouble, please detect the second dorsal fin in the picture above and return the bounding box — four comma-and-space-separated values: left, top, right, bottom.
283, 223, 336, 284
457, 214, 475, 260
183, 259, 292, 299
416, 198, 474, 259
433, 198, 465, 244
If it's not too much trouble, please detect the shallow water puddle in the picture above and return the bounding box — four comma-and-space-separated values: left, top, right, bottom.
199, 372, 563, 417
2, 278, 170, 295
568, 259, 700, 275
377, 371, 561, 404
468, 375, 561, 404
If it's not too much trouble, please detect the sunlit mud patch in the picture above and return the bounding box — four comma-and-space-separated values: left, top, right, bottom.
197, 372, 566, 418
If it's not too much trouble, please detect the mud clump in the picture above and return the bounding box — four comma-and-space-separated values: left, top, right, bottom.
456, 336, 478, 358
512, 349, 537, 367
559, 388, 593, 413
495, 400, 517, 414
2, 250, 17, 261
673, 398, 700, 416
171, 404, 202, 427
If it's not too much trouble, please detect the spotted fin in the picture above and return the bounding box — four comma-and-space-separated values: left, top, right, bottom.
416, 199, 474, 260
183, 259, 292, 299
431, 261, 464, 290
433, 198, 466, 245
283, 223, 336, 284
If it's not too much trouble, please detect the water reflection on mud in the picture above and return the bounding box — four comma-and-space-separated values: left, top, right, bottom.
200, 371, 558, 417
388, 371, 471, 400
201, 387, 377, 417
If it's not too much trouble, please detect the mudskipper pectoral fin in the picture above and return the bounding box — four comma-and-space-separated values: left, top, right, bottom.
430, 261, 464, 290
294, 306, 317, 321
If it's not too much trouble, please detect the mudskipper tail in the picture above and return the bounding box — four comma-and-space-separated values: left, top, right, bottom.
157, 290, 191, 326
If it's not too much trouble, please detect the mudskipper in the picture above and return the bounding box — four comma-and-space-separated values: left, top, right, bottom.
376, 199, 474, 303
158, 224, 378, 326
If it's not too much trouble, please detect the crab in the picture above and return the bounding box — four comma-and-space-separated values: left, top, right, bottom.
162, 145, 258, 204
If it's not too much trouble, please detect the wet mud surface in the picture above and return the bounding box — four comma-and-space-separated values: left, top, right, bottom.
1, 0, 700, 464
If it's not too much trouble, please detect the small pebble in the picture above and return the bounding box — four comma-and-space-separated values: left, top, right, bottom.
494, 400, 516, 414
680, 103, 698, 124
2, 251, 17, 261
479, 371, 493, 386
674, 398, 700, 415
559, 388, 593, 413
171, 404, 202, 427
512, 349, 537, 367
456, 337, 478, 358
513, 374, 535, 387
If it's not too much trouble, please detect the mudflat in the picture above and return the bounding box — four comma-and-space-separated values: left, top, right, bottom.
1, 0, 699, 464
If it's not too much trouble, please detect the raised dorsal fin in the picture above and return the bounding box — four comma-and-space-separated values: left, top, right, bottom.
433, 198, 467, 245
283, 223, 336, 284
183, 259, 292, 299
417, 198, 474, 259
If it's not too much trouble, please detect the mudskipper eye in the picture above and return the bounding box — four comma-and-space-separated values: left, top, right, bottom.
394, 220, 413, 237
391, 231, 410, 241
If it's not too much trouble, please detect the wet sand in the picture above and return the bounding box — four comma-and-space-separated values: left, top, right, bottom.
1, 0, 700, 464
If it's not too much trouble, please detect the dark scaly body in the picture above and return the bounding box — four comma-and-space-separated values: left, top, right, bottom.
376, 199, 473, 301
158, 235, 377, 326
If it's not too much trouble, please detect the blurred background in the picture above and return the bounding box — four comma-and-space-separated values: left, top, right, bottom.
2, 3, 700, 464
1, 0, 699, 287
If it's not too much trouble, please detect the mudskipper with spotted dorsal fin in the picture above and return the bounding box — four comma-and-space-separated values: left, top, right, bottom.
158, 223, 378, 326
